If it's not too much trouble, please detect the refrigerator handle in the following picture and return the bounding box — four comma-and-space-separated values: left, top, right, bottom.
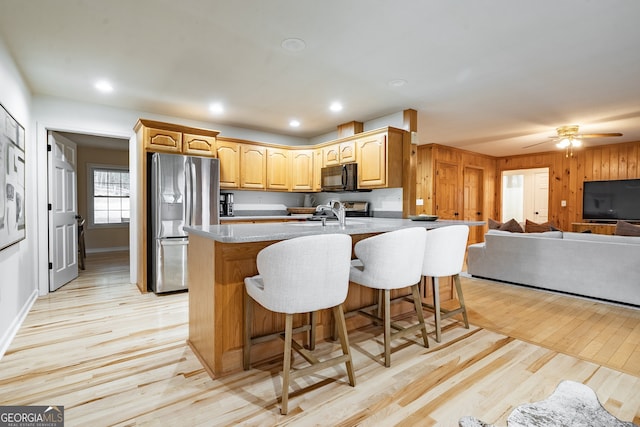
184, 157, 192, 227
153, 153, 162, 239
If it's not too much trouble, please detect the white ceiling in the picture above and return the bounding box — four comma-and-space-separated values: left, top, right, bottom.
1, 0, 640, 156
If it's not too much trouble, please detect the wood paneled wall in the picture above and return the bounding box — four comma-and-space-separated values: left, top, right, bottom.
416, 141, 640, 237
417, 144, 497, 243
496, 141, 640, 231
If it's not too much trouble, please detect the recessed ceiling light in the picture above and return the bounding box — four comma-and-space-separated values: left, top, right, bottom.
329, 102, 343, 112
209, 102, 224, 114
281, 38, 306, 52
289, 119, 301, 128
95, 80, 113, 93
388, 79, 407, 87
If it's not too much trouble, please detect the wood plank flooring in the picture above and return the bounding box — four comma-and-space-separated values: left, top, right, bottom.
0, 251, 639, 426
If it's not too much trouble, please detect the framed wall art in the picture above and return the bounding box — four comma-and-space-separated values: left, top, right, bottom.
0, 102, 26, 251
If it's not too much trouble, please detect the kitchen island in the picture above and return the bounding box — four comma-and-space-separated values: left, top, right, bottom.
184, 218, 484, 378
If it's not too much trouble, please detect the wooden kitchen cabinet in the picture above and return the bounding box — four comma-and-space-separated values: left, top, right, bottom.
356, 133, 387, 188
216, 138, 241, 189
136, 119, 218, 157
183, 133, 216, 157
323, 140, 356, 166
291, 149, 314, 191
356, 128, 404, 189
267, 147, 290, 190
323, 144, 340, 166
339, 140, 356, 163
142, 127, 182, 154
241, 144, 267, 189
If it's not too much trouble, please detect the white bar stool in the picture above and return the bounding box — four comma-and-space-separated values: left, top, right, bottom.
243, 233, 355, 415
420, 225, 470, 342
348, 227, 429, 367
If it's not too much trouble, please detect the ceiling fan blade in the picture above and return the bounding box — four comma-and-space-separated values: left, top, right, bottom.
523, 141, 550, 149
578, 133, 623, 138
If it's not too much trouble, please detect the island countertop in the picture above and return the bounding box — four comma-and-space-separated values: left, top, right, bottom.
185, 216, 485, 378
184, 217, 485, 243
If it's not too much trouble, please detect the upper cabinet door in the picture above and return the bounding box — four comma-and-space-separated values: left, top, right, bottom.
241, 144, 267, 189
323, 144, 340, 166
216, 140, 241, 188
357, 134, 386, 188
183, 133, 216, 157
291, 150, 314, 191
339, 140, 356, 164
145, 127, 182, 153
267, 148, 291, 191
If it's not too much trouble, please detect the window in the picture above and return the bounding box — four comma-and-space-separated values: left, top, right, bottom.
89, 165, 130, 226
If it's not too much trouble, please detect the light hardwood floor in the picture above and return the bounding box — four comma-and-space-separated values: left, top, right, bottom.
1, 251, 639, 426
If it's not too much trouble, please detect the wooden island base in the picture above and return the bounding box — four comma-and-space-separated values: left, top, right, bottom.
186, 232, 456, 378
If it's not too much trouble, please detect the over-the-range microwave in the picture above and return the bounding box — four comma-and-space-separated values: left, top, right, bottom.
321, 163, 363, 192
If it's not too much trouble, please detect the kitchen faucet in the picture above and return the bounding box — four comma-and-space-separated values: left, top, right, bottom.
316, 200, 346, 227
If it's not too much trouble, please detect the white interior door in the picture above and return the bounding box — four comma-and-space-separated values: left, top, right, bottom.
48, 132, 78, 291
533, 171, 549, 222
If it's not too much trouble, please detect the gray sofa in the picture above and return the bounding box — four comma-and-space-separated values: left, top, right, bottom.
467, 229, 640, 306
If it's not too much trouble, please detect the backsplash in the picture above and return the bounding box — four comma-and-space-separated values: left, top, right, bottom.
229, 188, 403, 217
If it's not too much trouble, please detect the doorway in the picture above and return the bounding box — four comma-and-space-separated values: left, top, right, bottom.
501, 168, 549, 223
47, 131, 130, 291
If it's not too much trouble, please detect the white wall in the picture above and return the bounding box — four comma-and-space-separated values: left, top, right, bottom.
0, 36, 36, 359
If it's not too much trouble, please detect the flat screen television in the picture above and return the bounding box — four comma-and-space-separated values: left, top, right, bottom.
583, 178, 640, 221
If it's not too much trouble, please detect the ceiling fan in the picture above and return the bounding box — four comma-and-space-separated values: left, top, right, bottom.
524, 125, 623, 156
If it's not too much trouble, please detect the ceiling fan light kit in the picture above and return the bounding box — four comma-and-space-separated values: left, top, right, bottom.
522, 125, 622, 154
550, 125, 622, 157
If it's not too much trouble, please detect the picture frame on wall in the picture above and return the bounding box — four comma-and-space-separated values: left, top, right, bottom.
0, 102, 26, 251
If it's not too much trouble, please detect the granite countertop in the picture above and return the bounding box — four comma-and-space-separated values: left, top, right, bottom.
220, 215, 310, 221
185, 217, 485, 243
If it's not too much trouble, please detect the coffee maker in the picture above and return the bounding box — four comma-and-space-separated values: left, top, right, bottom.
220, 192, 234, 217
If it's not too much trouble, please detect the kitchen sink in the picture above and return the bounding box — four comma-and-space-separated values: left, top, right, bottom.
288, 220, 365, 227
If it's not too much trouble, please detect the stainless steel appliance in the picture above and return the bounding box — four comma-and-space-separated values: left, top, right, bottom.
321, 163, 358, 192
220, 192, 234, 217
149, 152, 220, 293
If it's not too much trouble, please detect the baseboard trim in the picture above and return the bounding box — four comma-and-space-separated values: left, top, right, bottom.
86, 246, 130, 254
0, 288, 38, 361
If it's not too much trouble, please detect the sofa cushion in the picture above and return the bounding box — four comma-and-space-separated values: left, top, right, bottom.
615, 220, 640, 236
489, 218, 524, 233
487, 229, 562, 238
524, 219, 560, 233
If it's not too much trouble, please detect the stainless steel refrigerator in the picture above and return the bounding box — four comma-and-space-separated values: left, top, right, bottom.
149, 152, 220, 293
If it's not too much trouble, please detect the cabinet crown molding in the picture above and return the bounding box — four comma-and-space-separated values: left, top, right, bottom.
134, 119, 220, 138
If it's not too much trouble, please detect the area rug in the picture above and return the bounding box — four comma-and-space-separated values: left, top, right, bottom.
459, 380, 638, 427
